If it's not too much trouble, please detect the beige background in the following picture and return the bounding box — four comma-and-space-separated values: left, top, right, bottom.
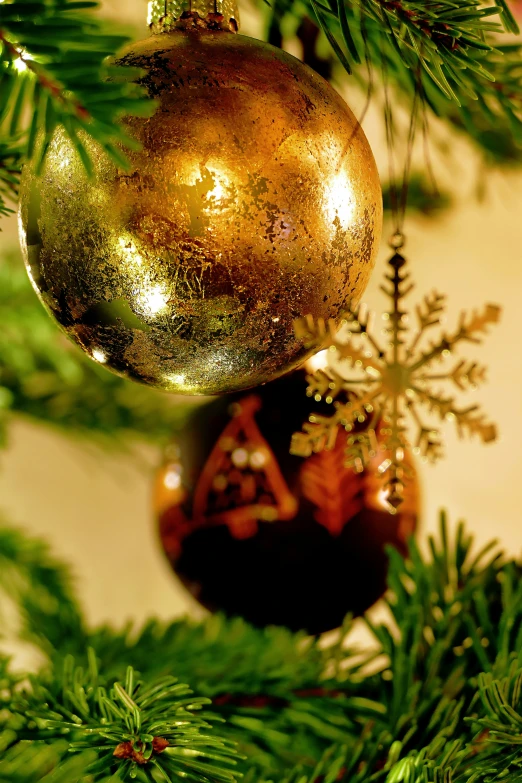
1, 0, 521, 633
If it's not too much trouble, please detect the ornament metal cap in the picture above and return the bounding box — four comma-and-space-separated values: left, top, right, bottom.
148, 0, 240, 32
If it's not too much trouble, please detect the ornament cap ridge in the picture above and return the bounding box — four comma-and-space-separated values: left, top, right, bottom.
148, 0, 239, 32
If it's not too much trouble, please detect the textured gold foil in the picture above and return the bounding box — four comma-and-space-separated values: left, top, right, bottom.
19, 31, 382, 396
148, 0, 240, 31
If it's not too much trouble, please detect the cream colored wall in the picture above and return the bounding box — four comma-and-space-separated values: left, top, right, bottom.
1, 0, 521, 632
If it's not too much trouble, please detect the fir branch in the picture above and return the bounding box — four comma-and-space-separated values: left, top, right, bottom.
84, 615, 328, 697
382, 173, 452, 217
5, 516, 522, 782
0, 0, 519, 215
0, 0, 156, 202
7, 653, 240, 782
0, 138, 22, 223
265, 0, 522, 162
0, 520, 83, 653
0, 742, 107, 783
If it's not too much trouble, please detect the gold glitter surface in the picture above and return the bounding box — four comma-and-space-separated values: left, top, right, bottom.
19, 31, 382, 396
147, 0, 240, 31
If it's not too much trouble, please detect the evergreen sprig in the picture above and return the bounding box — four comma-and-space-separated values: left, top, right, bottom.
0, 137, 23, 218
0, 0, 157, 217
269, 0, 522, 161
0, 743, 107, 783
0, 0, 520, 220
0, 519, 83, 652
4, 514, 522, 782
9, 654, 240, 782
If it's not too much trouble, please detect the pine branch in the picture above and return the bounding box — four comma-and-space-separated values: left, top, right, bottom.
0, 742, 108, 783
5, 516, 522, 782
0, 0, 520, 215
0, 519, 83, 653
0, 138, 23, 223
383, 173, 452, 217
266, 0, 522, 162
7, 653, 240, 782
0, 0, 156, 206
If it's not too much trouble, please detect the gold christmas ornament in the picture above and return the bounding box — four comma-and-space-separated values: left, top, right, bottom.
18, 0, 382, 396
291, 249, 500, 510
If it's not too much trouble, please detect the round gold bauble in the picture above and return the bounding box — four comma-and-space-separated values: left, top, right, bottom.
19, 31, 382, 395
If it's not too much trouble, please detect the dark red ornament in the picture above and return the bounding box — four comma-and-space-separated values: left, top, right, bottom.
155, 370, 419, 634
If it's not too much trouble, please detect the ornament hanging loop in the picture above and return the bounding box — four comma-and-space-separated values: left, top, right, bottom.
389, 231, 405, 251
382, 58, 422, 243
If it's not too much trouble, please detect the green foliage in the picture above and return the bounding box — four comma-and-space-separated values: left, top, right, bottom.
86, 614, 328, 696
4, 515, 522, 782
267, 0, 522, 165
0, 0, 520, 221
0, 518, 82, 652
83, 616, 364, 774
0, 252, 194, 445
10, 655, 239, 782
0, 137, 23, 220
0, 742, 115, 783
0, 0, 157, 217
382, 173, 452, 216
0, 3, 155, 152
302, 0, 519, 93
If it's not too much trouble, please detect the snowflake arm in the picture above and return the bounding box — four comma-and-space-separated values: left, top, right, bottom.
305, 367, 347, 403
346, 302, 386, 359
409, 304, 501, 373
290, 417, 338, 458
290, 389, 381, 460
345, 427, 379, 474
407, 399, 444, 462
292, 250, 500, 511
417, 359, 488, 391
334, 339, 383, 376
412, 386, 497, 443
380, 253, 414, 363
294, 314, 338, 349
406, 290, 446, 361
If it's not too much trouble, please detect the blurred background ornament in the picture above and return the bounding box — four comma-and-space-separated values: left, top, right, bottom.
18, 0, 382, 397
291, 248, 500, 510
511, 0, 522, 19
154, 368, 418, 634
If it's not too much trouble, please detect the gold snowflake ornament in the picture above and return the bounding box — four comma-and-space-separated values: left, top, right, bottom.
291, 250, 501, 511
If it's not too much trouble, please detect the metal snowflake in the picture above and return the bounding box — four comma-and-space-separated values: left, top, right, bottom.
291, 250, 501, 511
